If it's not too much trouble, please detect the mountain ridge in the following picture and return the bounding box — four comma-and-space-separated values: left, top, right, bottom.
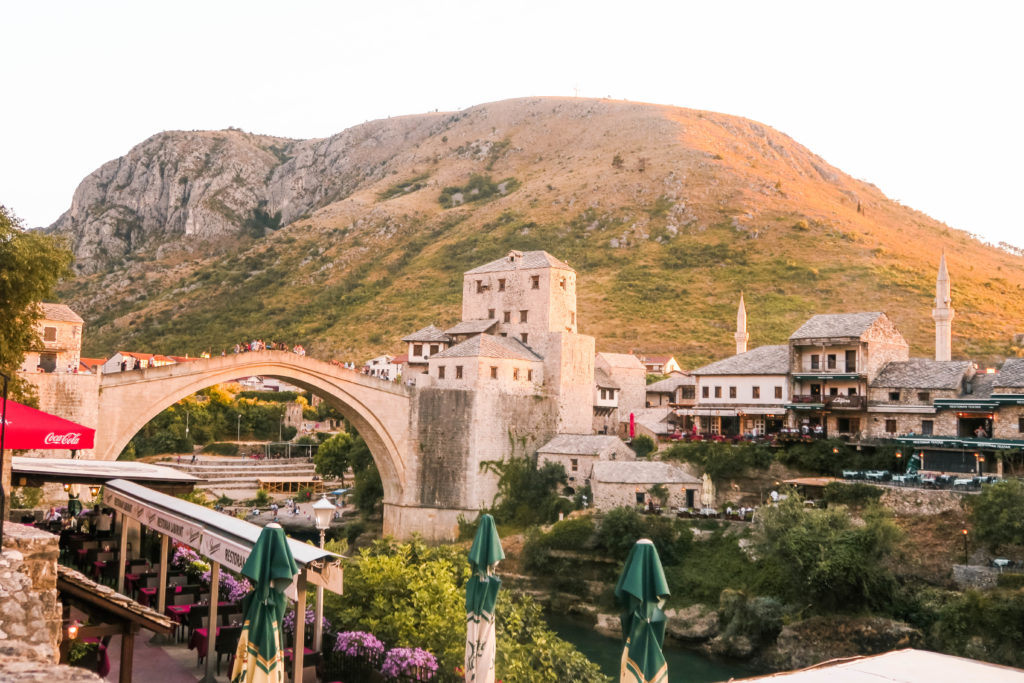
50, 97, 1024, 368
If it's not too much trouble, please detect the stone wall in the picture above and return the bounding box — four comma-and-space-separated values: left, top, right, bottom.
879, 486, 966, 516
0, 524, 62, 663
952, 564, 999, 590
17, 371, 101, 460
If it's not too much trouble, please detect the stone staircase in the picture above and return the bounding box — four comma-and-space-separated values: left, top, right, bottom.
163, 457, 337, 497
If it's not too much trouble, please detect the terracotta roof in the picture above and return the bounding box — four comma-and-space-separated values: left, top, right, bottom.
79, 357, 105, 370
538, 434, 632, 456
870, 359, 972, 389
646, 372, 694, 392
464, 250, 574, 274
38, 302, 83, 323
692, 345, 790, 376
789, 312, 885, 340
401, 325, 451, 343
595, 367, 620, 389
445, 319, 498, 336
432, 333, 542, 362
392, 353, 409, 364
592, 461, 700, 485
996, 359, 1024, 389
595, 352, 645, 370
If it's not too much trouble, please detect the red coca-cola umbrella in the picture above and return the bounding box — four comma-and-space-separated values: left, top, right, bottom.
629, 412, 636, 439
0, 399, 94, 450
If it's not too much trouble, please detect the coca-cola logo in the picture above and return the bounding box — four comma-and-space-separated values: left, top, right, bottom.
43, 432, 82, 446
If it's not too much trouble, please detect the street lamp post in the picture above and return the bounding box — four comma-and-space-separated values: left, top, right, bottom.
311, 495, 335, 652
962, 528, 969, 565
185, 410, 190, 437
236, 414, 241, 442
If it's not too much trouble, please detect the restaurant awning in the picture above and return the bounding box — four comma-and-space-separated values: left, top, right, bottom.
103, 479, 342, 594
0, 399, 95, 449
11, 456, 197, 494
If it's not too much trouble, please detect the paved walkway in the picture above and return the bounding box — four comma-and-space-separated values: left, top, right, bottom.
103, 628, 224, 682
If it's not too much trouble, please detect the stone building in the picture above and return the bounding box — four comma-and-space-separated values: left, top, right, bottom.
592, 352, 646, 434
785, 312, 909, 437
18, 303, 83, 374
689, 345, 790, 437
100, 351, 176, 374
400, 325, 452, 376
536, 434, 635, 490
590, 461, 701, 511
644, 373, 695, 409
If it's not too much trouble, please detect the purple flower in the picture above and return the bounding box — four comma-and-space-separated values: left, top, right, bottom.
282, 608, 330, 635
381, 647, 438, 680
333, 631, 385, 658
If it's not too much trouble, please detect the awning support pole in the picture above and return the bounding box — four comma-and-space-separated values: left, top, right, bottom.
150, 533, 170, 644
117, 514, 128, 593
294, 571, 308, 683
199, 561, 220, 683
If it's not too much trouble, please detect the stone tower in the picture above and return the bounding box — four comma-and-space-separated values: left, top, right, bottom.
932, 252, 955, 361
735, 293, 749, 355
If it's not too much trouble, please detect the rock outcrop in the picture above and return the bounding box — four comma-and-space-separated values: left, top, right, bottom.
757, 615, 924, 671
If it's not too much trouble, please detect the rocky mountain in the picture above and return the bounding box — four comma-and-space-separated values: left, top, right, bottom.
51, 97, 1024, 367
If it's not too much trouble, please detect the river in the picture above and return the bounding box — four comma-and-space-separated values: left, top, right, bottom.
548, 614, 755, 682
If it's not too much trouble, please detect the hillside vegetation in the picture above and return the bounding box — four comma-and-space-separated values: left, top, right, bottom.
53, 97, 1024, 368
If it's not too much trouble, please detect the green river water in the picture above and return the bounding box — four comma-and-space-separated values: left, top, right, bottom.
548, 614, 756, 682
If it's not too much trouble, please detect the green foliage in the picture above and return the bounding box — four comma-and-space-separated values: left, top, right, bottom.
177, 489, 211, 507
929, 589, 1024, 668
252, 489, 271, 507
663, 241, 747, 269
663, 528, 757, 607
439, 174, 519, 208
10, 486, 43, 509
0, 204, 73, 401
663, 441, 773, 482
237, 390, 301, 402
595, 507, 692, 565
243, 201, 282, 237
481, 457, 572, 526
314, 432, 358, 480
968, 478, 1024, 550
215, 494, 234, 506
324, 539, 607, 683
67, 640, 99, 667
522, 516, 596, 572
629, 434, 656, 459
776, 439, 898, 476
717, 589, 784, 646
353, 461, 383, 514
753, 497, 902, 613
377, 172, 431, 201
822, 482, 884, 506
203, 442, 239, 455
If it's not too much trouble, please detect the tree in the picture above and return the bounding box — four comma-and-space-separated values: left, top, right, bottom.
481, 457, 571, 526
754, 496, 902, 612
629, 434, 656, 459
0, 205, 73, 401
969, 478, 1024, 550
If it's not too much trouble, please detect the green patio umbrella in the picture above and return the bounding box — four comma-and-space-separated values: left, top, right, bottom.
615, 539, 670, 683
465, 514, 505, 683
232, 522, 299, 683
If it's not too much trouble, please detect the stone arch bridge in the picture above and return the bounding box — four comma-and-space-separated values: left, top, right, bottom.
95, 351, 466, 539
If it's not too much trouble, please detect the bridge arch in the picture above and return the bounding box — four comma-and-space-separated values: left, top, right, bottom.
95, 352, 412, 504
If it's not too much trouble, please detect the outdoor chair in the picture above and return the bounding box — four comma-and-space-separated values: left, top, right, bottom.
172, 592, 194, 605
168, 574, 186, 587
187, 604, 210, 644
215, 626, 243, 674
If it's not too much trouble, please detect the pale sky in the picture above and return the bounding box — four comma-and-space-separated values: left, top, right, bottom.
3, 1, 1022, 248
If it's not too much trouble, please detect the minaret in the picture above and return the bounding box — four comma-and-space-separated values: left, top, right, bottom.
932, 251, 955, 361
735, 293, 749, 355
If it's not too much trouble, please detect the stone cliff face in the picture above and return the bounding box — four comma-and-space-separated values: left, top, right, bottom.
50, 114, 449, 274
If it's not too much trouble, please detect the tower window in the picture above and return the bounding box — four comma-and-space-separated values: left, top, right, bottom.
885, 419, 897, 433
438, 366, 445, 379
775, 386, 783, 399
498, 278, 505, 291
527, 369, 533, 381
729, 386, 737, 399
917, 391, 930, 402
889, 391, 901, 401
752, 386, 760, 399
714, 386, 722, 398
43, 327, 57, 341
490, 366, 498, 379
456, 366, 463, 379
531, 275, 540, 289
488, 309, 495, 319
503, 311, 511, 323
702, 386, 709, 398
476, 280, 485, 293
513, 368, 520, 380
520, 310, 528, 323
520, 333, 528, 343
413, 344, 422, 356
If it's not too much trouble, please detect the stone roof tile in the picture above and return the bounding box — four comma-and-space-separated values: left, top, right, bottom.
646, 372, 694, 392
789, 312, 884, 340
596, 352, 645, 370
692, 345, 790, 376
444, 319, 498, 336
431, 333, 541, 362
464, 250, 574, 274
592, 461, 701, 485
401, 325, 451, 343
996, 359, 1024, 388
538, 434, 630, 456
870, 359, 972, 389
39, 302, 83, 324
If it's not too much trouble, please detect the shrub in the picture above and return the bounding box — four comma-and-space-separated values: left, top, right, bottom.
204, 442, 239, 455
663, 441, 772, 482
595, 507, 691, 565
438, 174, 519, 208
629, 434, 656, 459
969, 479, 1024, 551
253, 489, 271, 507
822, 482, 883, 506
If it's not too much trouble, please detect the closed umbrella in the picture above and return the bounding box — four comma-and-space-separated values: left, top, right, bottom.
615, 539, 670, 683
232, 522, 299, 683
465, 514, 504, 683
700, 473, 716, 510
